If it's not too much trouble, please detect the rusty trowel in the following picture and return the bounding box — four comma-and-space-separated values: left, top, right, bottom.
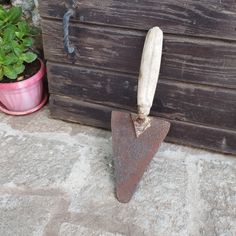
111, 27, 171, 203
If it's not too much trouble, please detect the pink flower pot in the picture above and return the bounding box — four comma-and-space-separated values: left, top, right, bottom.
0, 59, 46, 112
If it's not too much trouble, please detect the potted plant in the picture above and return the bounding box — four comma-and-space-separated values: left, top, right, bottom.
0, 6, 47, 115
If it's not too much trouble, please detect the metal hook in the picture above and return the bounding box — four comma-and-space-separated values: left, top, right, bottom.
63, 8, 75, 55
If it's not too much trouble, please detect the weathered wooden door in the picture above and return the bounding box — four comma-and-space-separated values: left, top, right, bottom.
39, 1, 236, 154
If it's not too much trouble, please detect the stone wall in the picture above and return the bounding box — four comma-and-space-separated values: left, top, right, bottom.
11, 0, 40, 26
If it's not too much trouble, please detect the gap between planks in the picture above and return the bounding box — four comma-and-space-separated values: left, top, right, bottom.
47, 61, 236, 93
49, 92, 236, 134
41, 16, 236, 46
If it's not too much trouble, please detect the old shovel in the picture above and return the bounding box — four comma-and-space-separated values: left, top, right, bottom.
111, 27, 171, 203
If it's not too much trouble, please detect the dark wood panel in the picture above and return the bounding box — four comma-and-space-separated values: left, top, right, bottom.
49, 94, 236, 155
39, 0, 236, 41
50, 94, 112, 129
167, 121, 236, 156
47, 62, 236, 131
42, 20, 236, 89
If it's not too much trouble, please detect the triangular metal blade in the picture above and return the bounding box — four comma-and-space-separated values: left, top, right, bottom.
111, 111, 171, 203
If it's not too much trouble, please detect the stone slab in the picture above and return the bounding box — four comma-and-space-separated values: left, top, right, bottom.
0, 194, 62, 236
0, 109, 235, 235
59, 223, 125, 236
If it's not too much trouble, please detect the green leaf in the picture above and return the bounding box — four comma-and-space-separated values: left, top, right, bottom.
3, 25, 17, 42
12, 44, 24, 57
0, 47, 5, 58
0, 67, 4, 80
2, 44, 12, 54
4, 53, 18, 66
3, 66, 17, 80
5, 7, 22, 24
18, 21, 29, 34
15, 21, 31, 40
0, 20, 5, 30
23, 38, 33, 47
15, 31, 24, 40
0, 48, 4, 62
21, 52, 37, 63
15, 63, 25, 74
0, 7, 7, 21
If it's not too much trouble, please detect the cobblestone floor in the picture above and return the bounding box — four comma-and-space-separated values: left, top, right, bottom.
0, 108, 235, 236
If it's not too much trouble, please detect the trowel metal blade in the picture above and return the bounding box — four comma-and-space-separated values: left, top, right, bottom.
111, 111, 171, 203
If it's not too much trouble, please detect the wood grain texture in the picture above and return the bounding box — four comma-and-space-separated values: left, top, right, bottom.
42, 20, 236, 89
50, 94, 112, 129
39, 0, 236, 41
47, 62, 236, 131
49, 94, 236, 155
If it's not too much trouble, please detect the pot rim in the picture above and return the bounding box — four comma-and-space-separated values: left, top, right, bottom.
0, 58, 45, 90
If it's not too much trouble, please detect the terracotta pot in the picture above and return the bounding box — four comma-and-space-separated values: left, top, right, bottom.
0, 58, 46, 112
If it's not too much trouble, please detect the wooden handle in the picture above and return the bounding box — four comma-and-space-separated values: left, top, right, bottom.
137, 27, 163, 119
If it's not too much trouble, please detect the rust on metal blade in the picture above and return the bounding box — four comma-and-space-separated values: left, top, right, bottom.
111, 111, 171, 203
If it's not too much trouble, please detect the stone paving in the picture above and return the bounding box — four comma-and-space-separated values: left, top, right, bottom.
0, 108, 235, 236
